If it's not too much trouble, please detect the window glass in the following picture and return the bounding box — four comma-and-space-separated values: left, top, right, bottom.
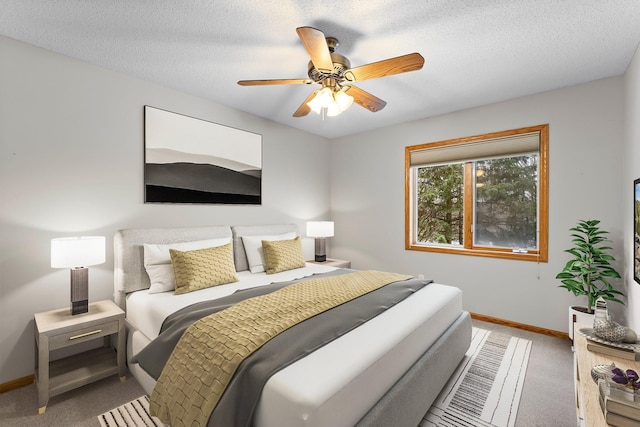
473, 156, 538, 249
415, 163, 464, 246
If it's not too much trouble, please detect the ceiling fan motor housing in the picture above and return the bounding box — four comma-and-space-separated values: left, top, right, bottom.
307, 52, 351, 82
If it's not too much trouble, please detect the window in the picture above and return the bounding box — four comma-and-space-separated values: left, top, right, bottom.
405, 124, 548, 262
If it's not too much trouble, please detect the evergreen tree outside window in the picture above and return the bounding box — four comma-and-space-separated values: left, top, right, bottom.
405, 124, 548, 262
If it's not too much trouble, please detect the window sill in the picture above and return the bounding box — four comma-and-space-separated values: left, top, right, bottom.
406, 243, 547, 262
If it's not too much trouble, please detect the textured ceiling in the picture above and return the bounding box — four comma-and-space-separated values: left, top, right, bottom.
2, 0, 640, 139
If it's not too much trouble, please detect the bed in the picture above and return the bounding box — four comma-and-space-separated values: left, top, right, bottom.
114, 224, 471, 427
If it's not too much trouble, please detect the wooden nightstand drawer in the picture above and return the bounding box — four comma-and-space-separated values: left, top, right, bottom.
48, 320, 119, 350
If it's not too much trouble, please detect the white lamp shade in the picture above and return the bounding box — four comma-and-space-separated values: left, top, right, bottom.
51, 236, 106, 268
307, 88, 333, 114
326, 101, 342, 117
334, 89, 354, 111
306, 221, 334, 238
307, 87, 353, 117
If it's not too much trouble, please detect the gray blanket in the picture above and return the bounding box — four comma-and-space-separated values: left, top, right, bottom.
134, 270, 432, 427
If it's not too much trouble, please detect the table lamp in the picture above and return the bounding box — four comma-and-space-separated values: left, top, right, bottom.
306, 221, 334, 262
51, 236, 106, 315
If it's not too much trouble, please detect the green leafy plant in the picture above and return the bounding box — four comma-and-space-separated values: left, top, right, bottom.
556, 219, 623, 313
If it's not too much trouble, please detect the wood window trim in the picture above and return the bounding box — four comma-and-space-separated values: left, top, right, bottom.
404, 124, 549, 263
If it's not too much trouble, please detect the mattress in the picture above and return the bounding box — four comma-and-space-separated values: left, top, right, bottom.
126, 266, 462, 427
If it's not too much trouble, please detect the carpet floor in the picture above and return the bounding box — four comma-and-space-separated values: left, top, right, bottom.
0, 319, 575, 427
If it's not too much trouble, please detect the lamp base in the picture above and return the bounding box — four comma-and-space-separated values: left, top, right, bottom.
70, 268, 89, 316
314, 238, 327, 263
71, 300, 88, 315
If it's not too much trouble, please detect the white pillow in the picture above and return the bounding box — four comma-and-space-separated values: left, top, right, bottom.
241, 232, 297, 273
143, 237, 231, 293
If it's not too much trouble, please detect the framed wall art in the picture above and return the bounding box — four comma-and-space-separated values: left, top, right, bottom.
144, 106, 262, 204
635, 177, 640, 284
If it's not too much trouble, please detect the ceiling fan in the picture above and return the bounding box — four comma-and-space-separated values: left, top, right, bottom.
237, 26, 425, 118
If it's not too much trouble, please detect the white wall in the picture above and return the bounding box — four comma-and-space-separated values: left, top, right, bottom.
624, 43, 640, 333
330, 77, 626, 334
0, 36, 331, 383
1, 33, 636, 386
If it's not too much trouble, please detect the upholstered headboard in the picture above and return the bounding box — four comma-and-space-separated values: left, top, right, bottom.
113, 224, 299, 310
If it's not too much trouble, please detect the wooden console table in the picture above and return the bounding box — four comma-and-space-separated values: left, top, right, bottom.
573, 323, 640, 427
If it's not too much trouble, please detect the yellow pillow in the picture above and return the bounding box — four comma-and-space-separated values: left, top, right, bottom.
170, 243, 238, 294
262, 236, 306, 274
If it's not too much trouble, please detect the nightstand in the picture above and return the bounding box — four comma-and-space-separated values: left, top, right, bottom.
34, 299, 125, 414
307, 258, 351, 268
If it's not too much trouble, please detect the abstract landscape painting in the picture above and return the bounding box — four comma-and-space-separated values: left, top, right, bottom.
144, 106, 262, 204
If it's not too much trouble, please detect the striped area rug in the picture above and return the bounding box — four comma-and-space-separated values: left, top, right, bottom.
421, 327, 532, 427
98, 395, 167, 427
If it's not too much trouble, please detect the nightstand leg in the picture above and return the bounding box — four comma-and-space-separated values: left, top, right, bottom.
117, 319, 126, 379
36, 334, 49, 413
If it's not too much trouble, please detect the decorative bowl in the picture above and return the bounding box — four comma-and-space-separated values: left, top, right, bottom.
593, 319, 627, 342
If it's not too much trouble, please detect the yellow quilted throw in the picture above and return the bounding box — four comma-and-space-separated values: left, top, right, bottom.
149, 270, 411, 427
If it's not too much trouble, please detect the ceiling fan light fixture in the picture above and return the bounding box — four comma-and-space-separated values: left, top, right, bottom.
307, 87, 332, 114
307, 90, 322, 114
334, 88, 354, 111
326, 101, 342, 117
307, 87, 353, 117
317, 87, 334, 106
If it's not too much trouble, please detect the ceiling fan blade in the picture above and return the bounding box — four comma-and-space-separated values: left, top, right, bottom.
293, 91, 317, 117
344, 85, 387, 112
238, 78, 313, 86
343, 52, 425, 82
296, 26, 334, 74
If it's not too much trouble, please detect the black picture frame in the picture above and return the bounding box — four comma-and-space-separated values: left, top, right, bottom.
635, 177, 640, 284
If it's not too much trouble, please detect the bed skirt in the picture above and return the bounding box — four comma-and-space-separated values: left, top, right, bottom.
357, 311, 472, 427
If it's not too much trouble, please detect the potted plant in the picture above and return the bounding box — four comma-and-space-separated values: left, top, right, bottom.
556, 219, 624, 338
